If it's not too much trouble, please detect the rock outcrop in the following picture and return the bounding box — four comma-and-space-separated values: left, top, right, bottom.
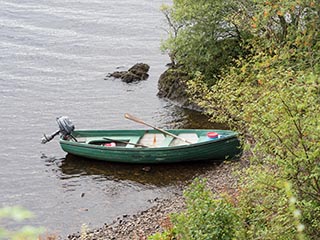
157, 67, 202, 111
106, 63, 150, 83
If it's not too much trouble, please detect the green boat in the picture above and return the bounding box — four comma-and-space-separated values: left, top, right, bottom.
42, 115, 241, 164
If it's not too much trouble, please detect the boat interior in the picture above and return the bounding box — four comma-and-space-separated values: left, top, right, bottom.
74, 132, 221, 148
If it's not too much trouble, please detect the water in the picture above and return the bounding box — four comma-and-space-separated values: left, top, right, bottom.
0, 0, 219, 237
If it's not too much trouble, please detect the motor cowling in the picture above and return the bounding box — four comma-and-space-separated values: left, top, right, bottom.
57, 116, 75, 138
42, 116, 75, 144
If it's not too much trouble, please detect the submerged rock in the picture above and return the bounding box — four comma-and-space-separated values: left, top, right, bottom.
106, 63, 150, 83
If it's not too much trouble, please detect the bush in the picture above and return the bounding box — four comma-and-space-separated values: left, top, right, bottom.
159, 0, 320, 238
235, 167, 306, 239
186, 0, 320, 237
0, 206, 44, 240
150, 176, 307, 240
150, 179, 239, 240
160, 0, 249, 84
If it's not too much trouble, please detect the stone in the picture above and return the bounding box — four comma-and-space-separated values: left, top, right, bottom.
106, 63, 150, 83
157, 67, 202, 111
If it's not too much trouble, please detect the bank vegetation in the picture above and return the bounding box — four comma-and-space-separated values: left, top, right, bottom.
151, 0, 320, 239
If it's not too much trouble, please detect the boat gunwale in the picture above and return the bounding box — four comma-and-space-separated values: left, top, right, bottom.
60, 129, 239, 152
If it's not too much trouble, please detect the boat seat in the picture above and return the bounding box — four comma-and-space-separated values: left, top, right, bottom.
138, 133, 165, 147
171, 133, 199, 146
76, 137, 87, 143
159, 136, 174, 147
126, 136, 141, 148
198, 136, 210, 143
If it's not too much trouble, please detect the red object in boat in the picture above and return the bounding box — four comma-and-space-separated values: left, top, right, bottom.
207, 132, 219, 139
104, 142, 116, 147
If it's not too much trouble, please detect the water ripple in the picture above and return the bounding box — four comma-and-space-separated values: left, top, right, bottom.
0, 0, 212, 237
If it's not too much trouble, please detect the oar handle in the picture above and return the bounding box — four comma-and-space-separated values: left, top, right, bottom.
124, 113, 193, 144
124, 113, 147, 126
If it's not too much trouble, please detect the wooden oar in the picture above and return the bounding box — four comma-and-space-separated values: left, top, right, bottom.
124, 113, 193, 144
103, 137, 148, 148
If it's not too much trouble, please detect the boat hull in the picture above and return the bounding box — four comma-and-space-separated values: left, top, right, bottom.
59, 129, 241, 164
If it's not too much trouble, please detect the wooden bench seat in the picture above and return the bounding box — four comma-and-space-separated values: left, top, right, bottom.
198, 136, 209, 143
160, 136, 174, 147
126, 136, 141, 148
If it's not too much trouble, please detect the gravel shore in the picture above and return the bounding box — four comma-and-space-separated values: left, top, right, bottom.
67, 160, 243, 240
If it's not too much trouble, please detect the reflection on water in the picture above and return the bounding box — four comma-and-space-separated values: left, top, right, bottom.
157, 105, 227, 129
59, 154, 221, 187
41, 149, 222, 237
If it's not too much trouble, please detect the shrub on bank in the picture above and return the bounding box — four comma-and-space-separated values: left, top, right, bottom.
0, 206, 44, 240
171, 179, 238, 240
155, 0, 320, 239
149, 179, 238, 240
149, 176, 305, 240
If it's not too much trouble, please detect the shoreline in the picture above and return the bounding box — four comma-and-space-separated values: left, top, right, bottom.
66, 160, 244, 240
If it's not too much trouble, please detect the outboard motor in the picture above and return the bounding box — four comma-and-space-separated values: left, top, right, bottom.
42, 116, 76, 144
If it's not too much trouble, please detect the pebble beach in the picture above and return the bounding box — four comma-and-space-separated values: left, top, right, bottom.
67, 160, 243, 240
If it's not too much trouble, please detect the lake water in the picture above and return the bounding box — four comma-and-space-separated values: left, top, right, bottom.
0, 0, 219, 237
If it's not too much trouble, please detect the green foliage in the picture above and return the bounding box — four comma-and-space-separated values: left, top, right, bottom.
148, 230, 174, 240
0, 206, 44, 240
234, 167, 306, 239
159, 0, 320, 239
0, 207, 34, 222
150, 176, 306, 240
285, 181, 306, 240
161, 0, 250, 84
173, 180, 239, 240
158, 179, 239, 240
186, 0, 320, 237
